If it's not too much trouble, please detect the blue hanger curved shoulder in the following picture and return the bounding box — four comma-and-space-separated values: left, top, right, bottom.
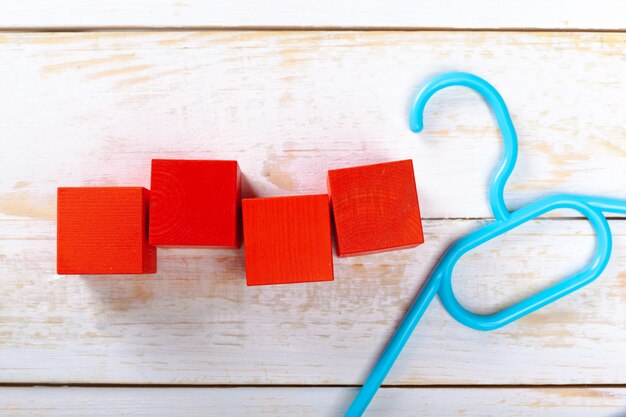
410, 72, 518, 222
437, 194, 611, 331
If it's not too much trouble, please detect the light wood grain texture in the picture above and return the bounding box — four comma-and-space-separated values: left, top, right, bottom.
1, 387, 625, 416
0, 218, 624, 384
0, 29, 624, 403
1, 0, 625, 30
0, 32, 624, 220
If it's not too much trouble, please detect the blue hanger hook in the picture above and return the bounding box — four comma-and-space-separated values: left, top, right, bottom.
410, 72, 518, 221
344, 72, 626, 417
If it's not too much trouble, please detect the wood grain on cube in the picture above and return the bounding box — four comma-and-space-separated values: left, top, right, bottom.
328, 160, 424, 256
149, 159, 241, 248
242, 195, 334, 285
57, 187, 156, 274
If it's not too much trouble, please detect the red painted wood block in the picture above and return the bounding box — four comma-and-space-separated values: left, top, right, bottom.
149, 159, 241, 247
242, 194, 334, 286
327, 159, 424, 257
57, 187, 156, 274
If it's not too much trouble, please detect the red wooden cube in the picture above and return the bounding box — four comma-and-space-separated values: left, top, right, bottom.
327, 159, 424, 257
242, 194, 334, 286
149, 159, 241, 247
57, 187, 156, 274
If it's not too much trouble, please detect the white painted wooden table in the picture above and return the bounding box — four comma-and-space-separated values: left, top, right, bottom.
0, 2, 625, 416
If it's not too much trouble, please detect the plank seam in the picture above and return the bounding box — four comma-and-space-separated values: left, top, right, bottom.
1, 383, 624, 388
0, 26, 624, 33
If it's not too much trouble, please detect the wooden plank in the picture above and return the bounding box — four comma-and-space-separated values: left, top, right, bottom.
1, 387, 625, 416
0, 32, 625, 219
0, 31, 624, 387
1, 0, 625, 30
0, 218, 624, 384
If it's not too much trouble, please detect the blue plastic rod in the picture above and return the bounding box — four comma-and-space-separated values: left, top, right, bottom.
344, 271, 441, 417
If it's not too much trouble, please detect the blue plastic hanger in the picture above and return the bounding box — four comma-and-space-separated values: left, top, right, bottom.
344, 72, 626, 416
